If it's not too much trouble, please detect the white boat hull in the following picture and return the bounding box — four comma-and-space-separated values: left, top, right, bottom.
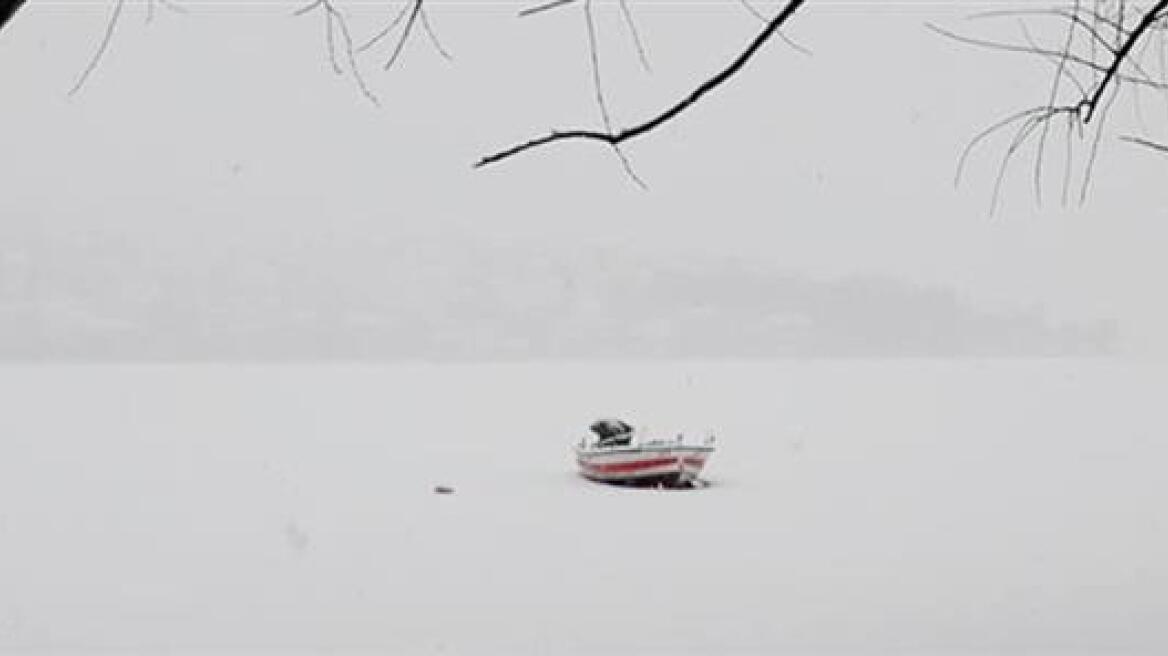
575, 443, 713, 486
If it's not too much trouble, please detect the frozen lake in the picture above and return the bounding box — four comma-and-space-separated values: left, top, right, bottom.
1, 359, 1165, 654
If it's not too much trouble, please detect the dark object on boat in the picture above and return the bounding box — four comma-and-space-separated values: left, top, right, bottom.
434, 485, 454, 495
590, 418, 634, 447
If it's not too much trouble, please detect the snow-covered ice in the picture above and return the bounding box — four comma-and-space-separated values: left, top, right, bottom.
0, 359, 1165, 654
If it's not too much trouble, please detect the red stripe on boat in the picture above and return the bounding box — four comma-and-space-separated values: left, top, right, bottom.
581, 457, 679, 473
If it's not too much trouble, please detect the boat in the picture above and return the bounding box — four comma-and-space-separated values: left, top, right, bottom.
574, 418, 715, 488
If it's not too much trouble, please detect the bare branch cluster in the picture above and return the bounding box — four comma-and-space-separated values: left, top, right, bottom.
293, 0, 450, 105
936, 0, 1168, 211
13, 0, 1161, 195
64, 0, 451, 102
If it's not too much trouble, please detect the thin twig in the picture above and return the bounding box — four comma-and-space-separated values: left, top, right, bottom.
520, 0, 578, 18
383, 0, 422, 71
358, 1, 414, 52
1121, 134, 1168, 152
584, 0, 614, 134
146, 0, 186, 24
329, 2, 379, 104
297, 0, 378, 105
617, 0, 651, 72
1079, 78, 1121, 203
419, 5, 452, 61
583, 0, 646, 187
970, 8, 1121, 53
989, 109, 1056, 215
69, 0, 126, 96
955, 107, 1050, 187
1032, 3, 1079, 205
358, 1, 448, 72
325, 6, 344, 75
737, 0, 767, 22
1062, 110, 1075, 206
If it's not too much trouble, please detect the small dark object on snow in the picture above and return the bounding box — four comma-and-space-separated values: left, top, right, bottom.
434, 485, 455, 495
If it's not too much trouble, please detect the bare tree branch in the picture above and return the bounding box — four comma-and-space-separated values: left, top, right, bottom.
477, 0, 810, 168
1082, 0, 1168, 122
0, 0, 27, 35
736, 0, 812, 56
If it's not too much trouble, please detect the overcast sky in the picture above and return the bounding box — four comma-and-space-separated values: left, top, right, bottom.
2, 0, 1167, 358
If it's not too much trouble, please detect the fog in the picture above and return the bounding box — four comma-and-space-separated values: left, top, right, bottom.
2, 1, 1166, 359
1, 2, 1167, 654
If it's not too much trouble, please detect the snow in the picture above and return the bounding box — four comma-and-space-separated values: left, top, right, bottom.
0, 359, 1165, 654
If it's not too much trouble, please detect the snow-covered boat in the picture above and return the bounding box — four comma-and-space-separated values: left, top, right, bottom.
574, 418, 715, 487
